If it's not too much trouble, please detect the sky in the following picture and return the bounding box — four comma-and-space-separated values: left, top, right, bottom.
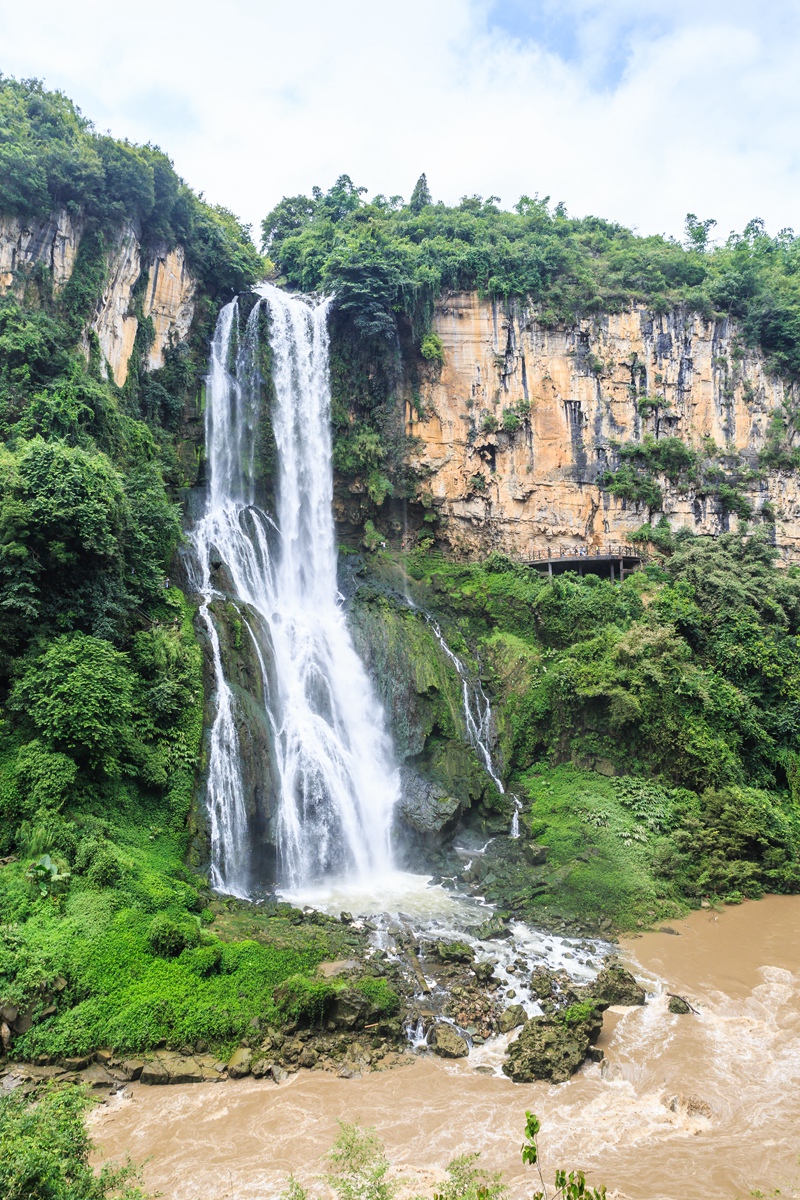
0, 0, 798, 246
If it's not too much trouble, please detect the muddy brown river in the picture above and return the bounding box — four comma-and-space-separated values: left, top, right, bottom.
89, 896, 800, 1199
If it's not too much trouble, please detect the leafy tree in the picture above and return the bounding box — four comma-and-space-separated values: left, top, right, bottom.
684, 213, 717, 252
0, 1084, 147, 1200
9, 633, 135, 771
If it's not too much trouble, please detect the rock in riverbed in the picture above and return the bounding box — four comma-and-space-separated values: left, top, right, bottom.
430, 1022, 469, 1059
497, 1004, 527, 1034
591, 964, 646, 1006
503, 1004, 604, 1083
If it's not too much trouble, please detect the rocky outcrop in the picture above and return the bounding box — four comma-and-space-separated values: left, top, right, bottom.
409, 293, 800, 561
0, 208, 197, 387
0, 209, 84, 292
346, 583, 503, 835
503, 1004, 604, 1083
85, 228, 196, 386
591, 964, 646, 1006
396, 769, 460, 835
197, 596, 280, 884
142, 243, 196, 370
86, 222, 140, 386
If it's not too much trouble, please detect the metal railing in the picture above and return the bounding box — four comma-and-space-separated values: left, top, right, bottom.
521, 545, 643, 564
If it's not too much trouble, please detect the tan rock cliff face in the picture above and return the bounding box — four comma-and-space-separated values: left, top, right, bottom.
0, 211, 196, 387
85, 230, 196, 386
142, 244, 196, 371
409, 292, 800, 561
86, 223, 141, 387
0, 209, 84, 292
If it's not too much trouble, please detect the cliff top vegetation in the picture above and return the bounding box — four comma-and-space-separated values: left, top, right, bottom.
0, 75, 262, 299
262, 173, 800, 380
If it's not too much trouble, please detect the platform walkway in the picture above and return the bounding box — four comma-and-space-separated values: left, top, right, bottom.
520, 545, 643, 581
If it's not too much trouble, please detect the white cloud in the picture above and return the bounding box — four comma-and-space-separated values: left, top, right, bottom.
1, 0, 798, 242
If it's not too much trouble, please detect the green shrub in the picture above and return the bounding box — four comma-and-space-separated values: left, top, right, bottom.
10, 634, 134, 771
420, 332, 445, 364
146, 913, 200, 958
14, 742, 78, 814
353, 977, 400, 1015
273, 974, 335, 1023
0, 1084, 147, 1200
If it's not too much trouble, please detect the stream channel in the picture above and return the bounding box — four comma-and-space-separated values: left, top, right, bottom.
90, 894, 800, 1200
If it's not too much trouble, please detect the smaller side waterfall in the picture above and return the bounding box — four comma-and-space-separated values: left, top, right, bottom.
427, 619, 522, 837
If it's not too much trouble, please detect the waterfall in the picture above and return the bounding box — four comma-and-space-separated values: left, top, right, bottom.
426, 618, 504, 791
426, 619, 522, 837
191, 286, 399, 895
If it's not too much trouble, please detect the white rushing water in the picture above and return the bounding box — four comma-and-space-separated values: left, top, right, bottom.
191, 286, 399, 895
426, 618, 522, 835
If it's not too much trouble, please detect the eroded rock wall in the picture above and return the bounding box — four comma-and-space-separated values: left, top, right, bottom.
0, 208, 85, 292
84, 229, 196, 386
0, 211, 196, 387
409, 293, 800, 560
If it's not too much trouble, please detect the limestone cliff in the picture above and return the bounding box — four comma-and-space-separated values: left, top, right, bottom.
0, 207, 84, 293
0, 212, 196, 387
409, 293, 800, 561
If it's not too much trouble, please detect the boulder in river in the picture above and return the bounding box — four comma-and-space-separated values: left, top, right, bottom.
434, 940, 474, 964
430, 1022, 470, 1059
497, 1004, 527, 1034
503, 1003, 604, 1083
668, 995, 692, 1015
591, 964, 646, 1006
227, 1047, 252, 1078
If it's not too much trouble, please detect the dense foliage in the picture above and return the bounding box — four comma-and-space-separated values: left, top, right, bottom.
0, 76, 262, 298
263, 175, 800, 378
396, 532, 800, 925
0, 1084, 147, 1199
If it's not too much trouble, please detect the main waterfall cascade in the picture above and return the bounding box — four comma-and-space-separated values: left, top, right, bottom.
191, 286, 399, 897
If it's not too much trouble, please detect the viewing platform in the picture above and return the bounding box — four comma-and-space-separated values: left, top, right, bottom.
521, 545, 643, 581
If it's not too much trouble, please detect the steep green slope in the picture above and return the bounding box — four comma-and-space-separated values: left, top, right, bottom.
353, 535, 800, 929
0, 78, 369, 1063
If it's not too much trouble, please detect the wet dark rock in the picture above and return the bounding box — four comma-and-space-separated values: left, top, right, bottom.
475, 917, 511, 940
473, 960, 496, 983
397, 771, 461, 835
668, 995, 692, 1015
331, 989, 369, 1029
503, 1005, 604, 1084
430, 1022, 469, 1059
497, 1004, 527, 1034
434, 940, 474, 964
227, 1047, 252, 1078
591, 964, 646, 1006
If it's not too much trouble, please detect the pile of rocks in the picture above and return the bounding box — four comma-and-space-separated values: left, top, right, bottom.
503, 962, 646, 1083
